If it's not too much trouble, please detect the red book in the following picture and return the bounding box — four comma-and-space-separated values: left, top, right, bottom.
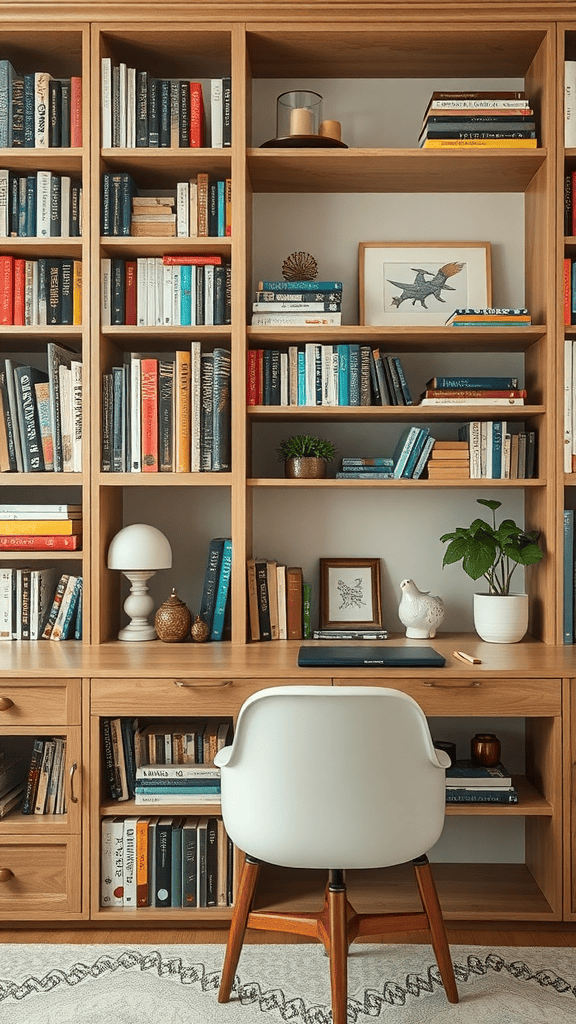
189, 82, 205, 147
70, 76, 82, 147
0, 534, 81, 550
286, 566, 303, 640
141, 357, 159, 472
0, 255, 14, 324
246, 349, 258, 405
161, 254, 222, 266
225, 178, 232, 236
256, 349, 264, 405
565, 257, 572, 327
13, 258, 25, 325
125, 260, 137, 325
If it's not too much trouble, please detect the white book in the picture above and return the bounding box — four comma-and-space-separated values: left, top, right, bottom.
136, 257, 147, 325
101, 57, 112, 148
146, 256, 156, 326
171, 266, 181, 326
130, 352, 142, 472
60, 176, 71, 236
126, 66, 136, 148
30, 567, 58, 640
155, 258, 164, 326
572, 342, 576, 472
251, 312, 342, 326
280, 351, 288, 406
58, 364, 73, 472
331, 349, 339, 407
189, 180, 198, 237
36, 170, 51, 237
566, 61, 576, 148
189, 264, 197, 326
34, 72, 51, 147
46, 737, 64, 814
100, 257, 111, 325
305, 343, 317, 406
136, 764, 220, 779
419, 397, 525, 406
484, 420, 493, 478
210, 78, 223, 147
0, 169, 9, 237
118, 62, 127, 148
0, 569, 12, 640
34, 739, 56, 813
134, 793, 221, 805
110, 817, 125, 905
565, 338, 573, 474
190, 341, 201, 472
176, 181, 189, 236
122, 817, 138, 906
71, 359, 82, 472
162, 264, 173, 325
204, 264, 214, 325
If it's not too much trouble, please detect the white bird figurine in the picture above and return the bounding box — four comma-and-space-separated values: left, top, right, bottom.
398, 579, 444, 638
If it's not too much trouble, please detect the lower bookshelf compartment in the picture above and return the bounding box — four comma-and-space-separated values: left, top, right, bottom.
252, 862, 558, 922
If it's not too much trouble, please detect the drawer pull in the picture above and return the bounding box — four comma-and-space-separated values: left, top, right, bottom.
0, 869, 13, 882
173, 679, 233, 688
423, 680, 481, 688
0, 697, 14, 711
68, 762, 79, 804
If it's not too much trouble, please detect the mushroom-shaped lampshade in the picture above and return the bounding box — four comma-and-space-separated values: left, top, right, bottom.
107, 524, 172, 641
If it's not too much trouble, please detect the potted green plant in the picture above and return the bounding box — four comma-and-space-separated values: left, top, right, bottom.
440, 498, 544, 643
276, 434, 337, 479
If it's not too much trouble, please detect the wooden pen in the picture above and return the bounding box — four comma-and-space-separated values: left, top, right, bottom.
453, 650, 482, 665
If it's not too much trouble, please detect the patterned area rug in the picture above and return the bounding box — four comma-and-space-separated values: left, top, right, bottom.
0, 943, 575, 1023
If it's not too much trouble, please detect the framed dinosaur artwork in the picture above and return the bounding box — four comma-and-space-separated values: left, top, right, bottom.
358, 240, 492, 326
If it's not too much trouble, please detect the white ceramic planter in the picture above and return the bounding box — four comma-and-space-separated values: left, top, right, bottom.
473, 593, 529, 644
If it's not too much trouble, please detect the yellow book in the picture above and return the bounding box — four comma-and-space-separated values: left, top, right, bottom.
422, 138, 538, 148
175, 349, 191, 473
73, 260, 82, 324
0, 519, 82, 535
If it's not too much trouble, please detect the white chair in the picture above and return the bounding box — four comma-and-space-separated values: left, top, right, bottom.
215, 685, 458, 1023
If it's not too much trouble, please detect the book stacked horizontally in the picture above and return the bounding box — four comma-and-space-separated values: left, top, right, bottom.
251, 278, 343, 326
446, 308, 532, 327
445, 758, 518, 803
0, 503, 82, 550
418, 91, 537, 148
134, 764, 221, 805
336, 457, 394, 480
419, 374, 526, 407
131, 194, 176, 237
425, 440, 470, 480
391, 426, 435, 479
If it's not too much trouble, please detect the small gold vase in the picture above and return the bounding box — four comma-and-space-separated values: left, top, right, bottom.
190, 614, 210, 643
285, 456, 326, 479
154, 588, 191, 642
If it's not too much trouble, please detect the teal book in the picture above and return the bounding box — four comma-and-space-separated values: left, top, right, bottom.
210, 538, 232, 641
402, 427, 430, 478
411, 435, 436, 479
337, 345, 350, 405
258, 279, 343, 291
199, 538, 225, 633
392, 426, 424, 479
180, 264, 192, 325
491, 420, 505, 479
348, 344, 361, 405
297, 351, 306, 405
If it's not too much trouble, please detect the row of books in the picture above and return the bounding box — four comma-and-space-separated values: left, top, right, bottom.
247, 346, 412, 407
101, 256, 231, 327
252, 277, 343, 326
22, 737, 68, 814
101, 62, 231, 149
102, 716, 233, 802
564, 339, 576, 473
445, 758, 518, 804
458, 421, 537, 479
128, 180, 232, 239
445, 308, 532, 327
1, 348, 82, 473
101, 348, 230, 474
101, 814, 235, 909
418, 90, 537, 149
0, 61, 82, 148
0, 170, 82, 238
247, 559, 310, 642
0, 255, 82, 326
0, 569, 82, 640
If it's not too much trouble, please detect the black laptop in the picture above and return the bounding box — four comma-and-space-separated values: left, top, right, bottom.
297, 645, 446, 668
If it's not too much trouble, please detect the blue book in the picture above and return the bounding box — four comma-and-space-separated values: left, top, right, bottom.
199, 538, 225, 633
393, 356, 413, 405
342, 458, 394, 467
564, 509, 574, 644
412, 434, 436, 479
217, 179, 225, 236
297, 351, 306, 405
337, 345, 350, 405
426, 376, 519, 389
491, 420, 505, 479
258, 279, 343, 291
60, 577, 83, 640
211, 538, 232, 641
348, 345, 361, 405
137, 778, 221, 789
392, 426, 423, 479
0, 61, 16, 147
25, 175, 36, 237
180, 265, 192, 325
335, 471, 393, 479
403, 427, 430, 478
74, 586, 83, 639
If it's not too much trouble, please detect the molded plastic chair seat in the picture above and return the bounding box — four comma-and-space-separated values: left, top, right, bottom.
215, 686, 458, 1023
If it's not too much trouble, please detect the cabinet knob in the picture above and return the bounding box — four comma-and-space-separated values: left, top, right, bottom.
173, 679, 233, 688
0, 697, 14, 711
68, 762, 79, 804
0, 868, 13, 882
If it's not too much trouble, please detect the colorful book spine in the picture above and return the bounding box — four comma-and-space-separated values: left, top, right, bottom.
141, 358, 159, 472
210, 539, 232, 641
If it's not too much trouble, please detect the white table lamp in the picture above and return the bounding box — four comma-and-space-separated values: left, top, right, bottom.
107, 523, 172, 641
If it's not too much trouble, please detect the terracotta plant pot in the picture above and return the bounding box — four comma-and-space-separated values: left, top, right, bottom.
284, 456, 327, 479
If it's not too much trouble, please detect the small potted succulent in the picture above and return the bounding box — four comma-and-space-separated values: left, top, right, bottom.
440, 498, 544, 643
276, 434, 337, 479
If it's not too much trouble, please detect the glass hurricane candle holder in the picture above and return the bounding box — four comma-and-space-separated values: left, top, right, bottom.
277, 90, 323, 138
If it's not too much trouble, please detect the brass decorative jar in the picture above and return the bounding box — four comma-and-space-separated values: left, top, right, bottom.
285, 456, 327, 479
190, 614, 210, 643
154, 588, 191, 642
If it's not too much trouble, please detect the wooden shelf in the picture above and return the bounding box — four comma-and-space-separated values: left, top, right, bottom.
247, 405, 544, 423
248, 477, 544, 488
445, 776, 552, 816
246, 325, 546, 352
97, 472, 232, 486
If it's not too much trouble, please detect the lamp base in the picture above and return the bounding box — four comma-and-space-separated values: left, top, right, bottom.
117, 622, 158, 642
118, 570, 158, 642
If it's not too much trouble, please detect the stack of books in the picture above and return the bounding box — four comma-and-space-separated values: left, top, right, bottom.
0, 503, 82, 550
21, 737, 68, 814
335, 457, 394, 480
445, 758, 518, 803
247, 559, 310, 641
446, 308, 532, 327
391, 426, 435, 479
425, 440, 470, 480
101, 813, 235, 908
313, 627, 388, 640
418, 90, 537, 149
134, 764, 221, 805
131, 194, 176, 237
251, 278, 343, 326
419, 374, 526, 408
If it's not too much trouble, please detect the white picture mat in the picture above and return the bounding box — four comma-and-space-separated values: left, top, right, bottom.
327, 565, 374, 622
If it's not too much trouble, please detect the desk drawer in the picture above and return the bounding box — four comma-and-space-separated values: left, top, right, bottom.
335, 677, 561, 716
0, 834, 81, 918
0, 679, 80, 726
91, 677, 330, 716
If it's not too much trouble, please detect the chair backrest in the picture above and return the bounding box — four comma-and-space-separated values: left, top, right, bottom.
214, 685, 447, 870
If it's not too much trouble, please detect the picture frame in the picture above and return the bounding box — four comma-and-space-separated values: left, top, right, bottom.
358, 241, 492, 327
319, 557, 382, 630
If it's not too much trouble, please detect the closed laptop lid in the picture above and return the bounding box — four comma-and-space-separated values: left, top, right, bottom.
297, 645, 446, 668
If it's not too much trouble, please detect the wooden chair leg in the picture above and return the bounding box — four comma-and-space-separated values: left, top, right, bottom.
413, 856, 459, 1004
327, 876, 349, 1024
218, 856, 261, 1003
